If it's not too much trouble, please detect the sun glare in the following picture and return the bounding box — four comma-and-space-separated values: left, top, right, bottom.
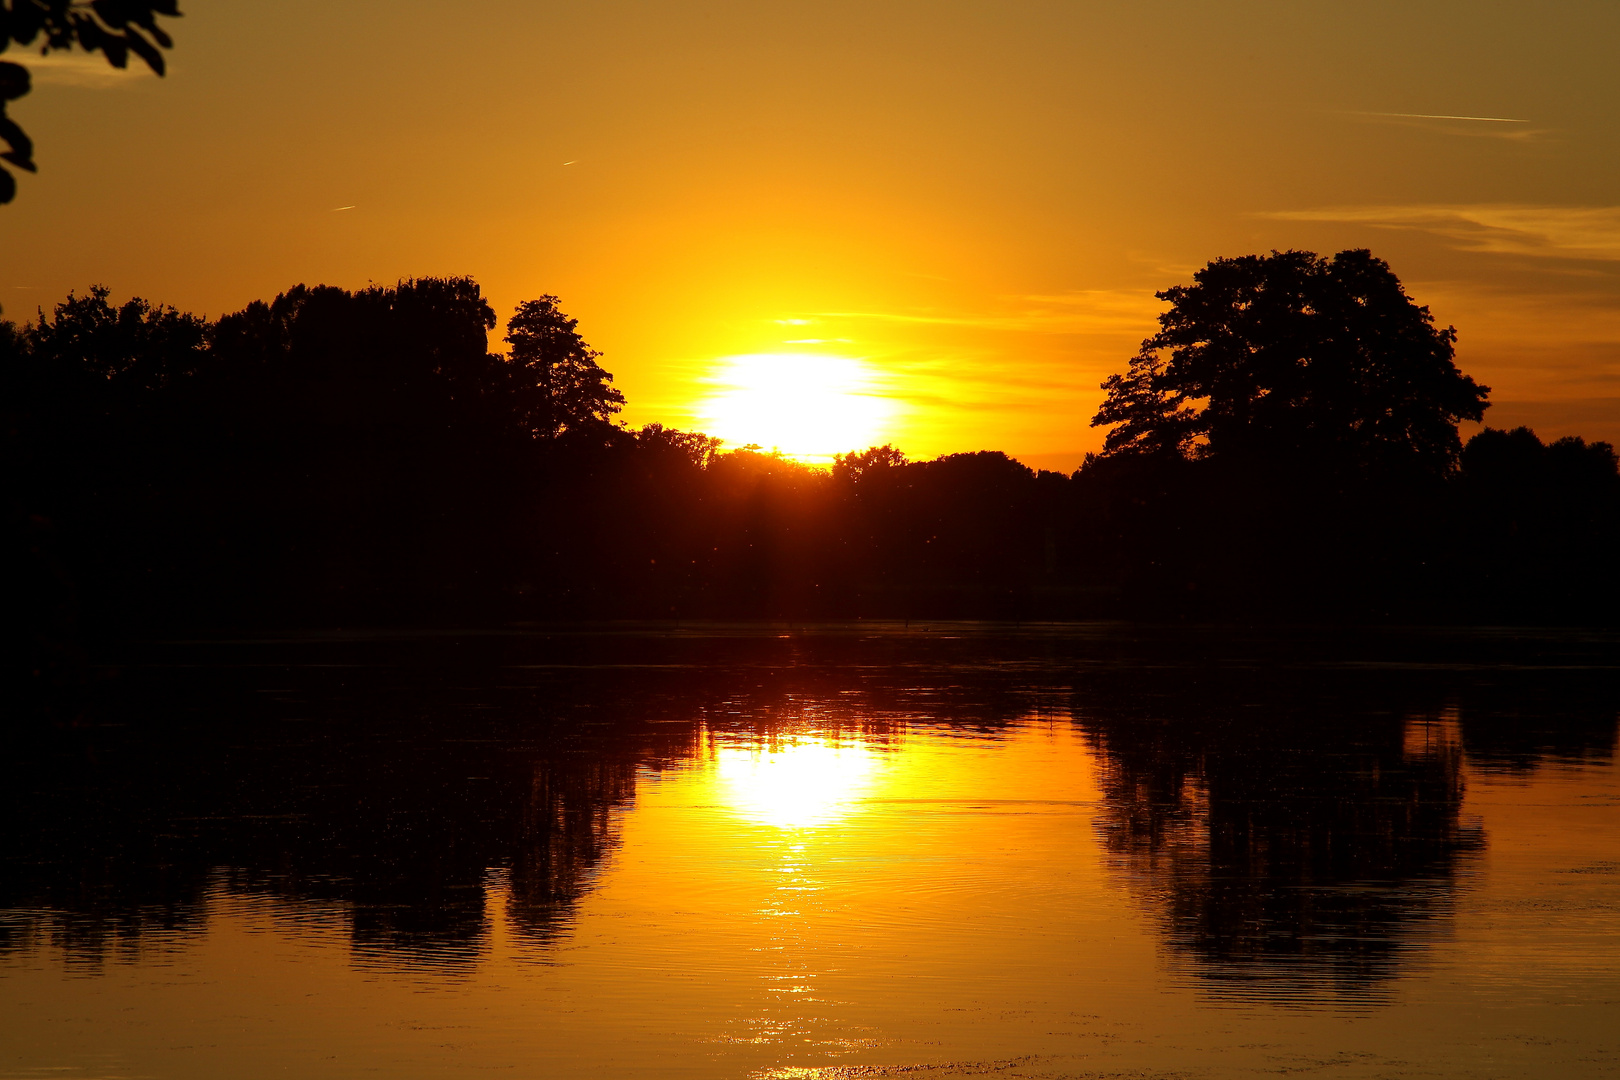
697, 353, 898, 463
716, 737, 881, 829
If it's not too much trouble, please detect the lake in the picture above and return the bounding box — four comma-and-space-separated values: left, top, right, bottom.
3, 624, 1618, 1079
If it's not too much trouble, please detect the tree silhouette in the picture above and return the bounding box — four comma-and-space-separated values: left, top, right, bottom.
4, 269, 1617, 634
832, 443, 907, 484
1093, 249, 1489, 478
23, 284, 205, 391
634, 422, 722, 468
2, 1, 181, 204
1455, 425, 1620, 618
503, 296, 625, 439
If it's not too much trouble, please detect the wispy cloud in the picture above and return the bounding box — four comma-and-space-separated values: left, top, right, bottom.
1351, 111, 1530, 124
807, 289, 1164, 336
1337, 110, 1544, 141
17, 53, 152, 88
1266, 204, 1620, 262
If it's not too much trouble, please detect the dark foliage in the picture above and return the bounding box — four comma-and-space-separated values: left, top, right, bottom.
1, 1, 181, 204
503, 295, 626, 438
1074, 249, 1616, 620
1095, 249, 1488, 478
3, 261, 1618, 681
1453, 426, 1620, 620
3, 278, 1100, 642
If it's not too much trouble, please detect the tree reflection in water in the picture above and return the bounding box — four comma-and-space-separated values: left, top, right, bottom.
1, 644, 698, 972
1073, 660, 1617, 1003
3, 629, 1615, 1002
505, 753, 644, 945
1080, 705, 1480, 1000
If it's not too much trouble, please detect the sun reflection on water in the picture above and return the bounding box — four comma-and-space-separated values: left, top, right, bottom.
715, 736, 882, 829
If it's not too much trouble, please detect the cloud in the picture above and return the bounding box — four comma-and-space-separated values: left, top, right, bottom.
1337, 111, 1546, 141
807, 289, 1165, 336
14, 52, 152, 88
1266, 205, 1620, 262
1354, 112, 1530, 124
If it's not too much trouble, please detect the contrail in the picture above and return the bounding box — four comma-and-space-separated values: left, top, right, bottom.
330, 205, 356, 212
1357, 111, 1530, 123
562, 160, 578, 165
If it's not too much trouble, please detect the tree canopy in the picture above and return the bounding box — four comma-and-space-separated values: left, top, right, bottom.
1092, 249, 1490, 478
832, 444, 907, 484
23, 283, 205, 392
2, 1, 181, 204
503, 296, 626, 439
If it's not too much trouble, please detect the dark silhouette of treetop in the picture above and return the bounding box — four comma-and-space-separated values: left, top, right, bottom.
2, 1, 181, 204
634, 422, 722, 468
25, 284, 205, 392
1092, 250, 1489, 477
503, 296, 625, 439
832, 444, 907, 484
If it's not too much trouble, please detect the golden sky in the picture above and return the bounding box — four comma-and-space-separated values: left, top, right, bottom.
4, 0, 1618, 468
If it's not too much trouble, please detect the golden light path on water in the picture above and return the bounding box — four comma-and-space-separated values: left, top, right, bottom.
6, 707, 1620, 1080
715, 737, 882, 829
605, 718, 1119, 1060
696, 353, 900, 463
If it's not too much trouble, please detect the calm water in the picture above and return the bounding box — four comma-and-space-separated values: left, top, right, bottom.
3, 625, 1618, 1079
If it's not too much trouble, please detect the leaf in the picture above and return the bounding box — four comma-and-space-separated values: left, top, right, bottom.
10, 4, 46, 47
0, 61, 30, 102
0, 114, 37, 171
124, 28, 164, 75
0, 165, 15, 205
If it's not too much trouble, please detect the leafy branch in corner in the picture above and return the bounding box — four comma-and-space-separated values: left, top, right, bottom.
1, 1, 181, 204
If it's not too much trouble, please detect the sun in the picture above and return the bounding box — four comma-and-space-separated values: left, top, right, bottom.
696, 353, 898, 463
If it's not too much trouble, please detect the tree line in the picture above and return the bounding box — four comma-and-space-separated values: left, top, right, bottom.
4, 251, 1618, 660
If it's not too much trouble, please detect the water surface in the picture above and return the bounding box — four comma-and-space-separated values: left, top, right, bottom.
4, 625, 1618, 1078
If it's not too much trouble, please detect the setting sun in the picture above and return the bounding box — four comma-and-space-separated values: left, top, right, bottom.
697, 353, 899, 463
5, 3, 1619, 1077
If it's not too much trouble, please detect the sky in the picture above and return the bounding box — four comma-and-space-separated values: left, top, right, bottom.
4, 0, 1618, 468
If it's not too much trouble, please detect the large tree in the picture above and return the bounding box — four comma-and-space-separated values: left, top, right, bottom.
2, 1, 181, 204
1092, 249, 1489, 478
503, 296, 625, 439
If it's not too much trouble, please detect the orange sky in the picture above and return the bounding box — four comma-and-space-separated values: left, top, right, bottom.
4, 0, 1618, 468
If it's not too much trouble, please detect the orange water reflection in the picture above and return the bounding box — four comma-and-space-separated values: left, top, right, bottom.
710, 729, 887, 829
607, 716, 1106, 1061
3, 631, 1619, 1079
